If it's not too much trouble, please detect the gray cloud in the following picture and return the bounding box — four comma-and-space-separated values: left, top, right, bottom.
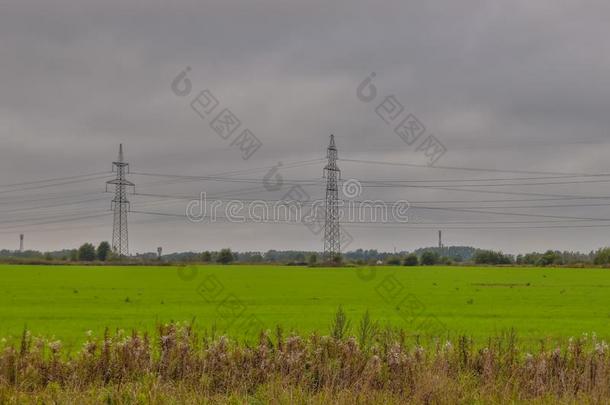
2, 0, 610, 254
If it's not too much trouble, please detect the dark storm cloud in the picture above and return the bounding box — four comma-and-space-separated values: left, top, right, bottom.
1, 0, 610, 253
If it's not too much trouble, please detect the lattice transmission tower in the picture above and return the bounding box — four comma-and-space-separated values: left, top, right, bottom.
323, 134, 341, 259
106, 144, 134, 257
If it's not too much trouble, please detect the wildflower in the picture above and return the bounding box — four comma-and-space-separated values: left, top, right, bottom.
368, 354, 382, 373
48, 340, 62, 353
595, 341, 608, 355
387, 343, 405, 367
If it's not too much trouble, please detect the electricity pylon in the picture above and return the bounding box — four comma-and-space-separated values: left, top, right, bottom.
323, 134, 340, 259
106, 144, 134, 257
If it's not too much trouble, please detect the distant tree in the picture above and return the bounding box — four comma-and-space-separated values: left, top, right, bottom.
78, 243, 96, 262
264, 250, 279, 262
217, 248, 234, 264
386, 256, 402, 266
594, 248, 610, 265
403, 254, 418, 266
413, 246, 477, 262
97, 241, 111, 261
537, 250, 562, 266
308, 253, 318, 266
68, 249, 78, 261
439, 256, 454, 265
474, 250, 513, 265
521, 252, 542, 265
250, 253, 263, 263
332, 253, 343, 265
420, 251, 439, 266
201, 251, 212, 262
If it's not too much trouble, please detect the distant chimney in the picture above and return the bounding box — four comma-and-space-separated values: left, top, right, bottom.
157, 247, 162, 259
19, 234, 24, 252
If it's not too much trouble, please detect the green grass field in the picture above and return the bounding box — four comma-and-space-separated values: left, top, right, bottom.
1, 264, 609, 349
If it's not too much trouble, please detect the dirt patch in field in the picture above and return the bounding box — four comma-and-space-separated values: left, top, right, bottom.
471, 283, 531, 288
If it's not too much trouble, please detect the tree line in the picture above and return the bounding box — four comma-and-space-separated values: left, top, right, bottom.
3, 244, 610, 267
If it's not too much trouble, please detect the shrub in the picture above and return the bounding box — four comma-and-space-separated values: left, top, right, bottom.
332, 254, 343, 265
420, 251, 440, 265
96, 241, 111, 261
201, 251, 212, 262
77, 243, 96, 262
537, 250, 562, 266
217, 248, 234, 264
473, 250, 513, 265
403, 254, 418, 266
594, 248, 610, 265
386, 256, 402, 266
308, 253, 318, 266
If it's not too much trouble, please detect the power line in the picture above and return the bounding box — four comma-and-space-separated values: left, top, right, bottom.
0, 190, 106, 206
344, 223, 610, 230
360, 178, 610, 188
0, 171, 111, 189
128, 174, 610, 188
130, 158, 325, 183
358, 174, 610, 183
129, 210, 610, 229
0, 197, 108, 215
130, 191, 610, 212
340, 158, 610, 177
0, 174, 113, 195
0, 212, 112, 231
409, 205, 610, 221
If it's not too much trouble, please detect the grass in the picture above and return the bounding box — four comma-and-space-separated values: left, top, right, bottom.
3, 264, 610, 403
1, 264, 610, 349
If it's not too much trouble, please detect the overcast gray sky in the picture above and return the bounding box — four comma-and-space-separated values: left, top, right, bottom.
2, 0, 610, 254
